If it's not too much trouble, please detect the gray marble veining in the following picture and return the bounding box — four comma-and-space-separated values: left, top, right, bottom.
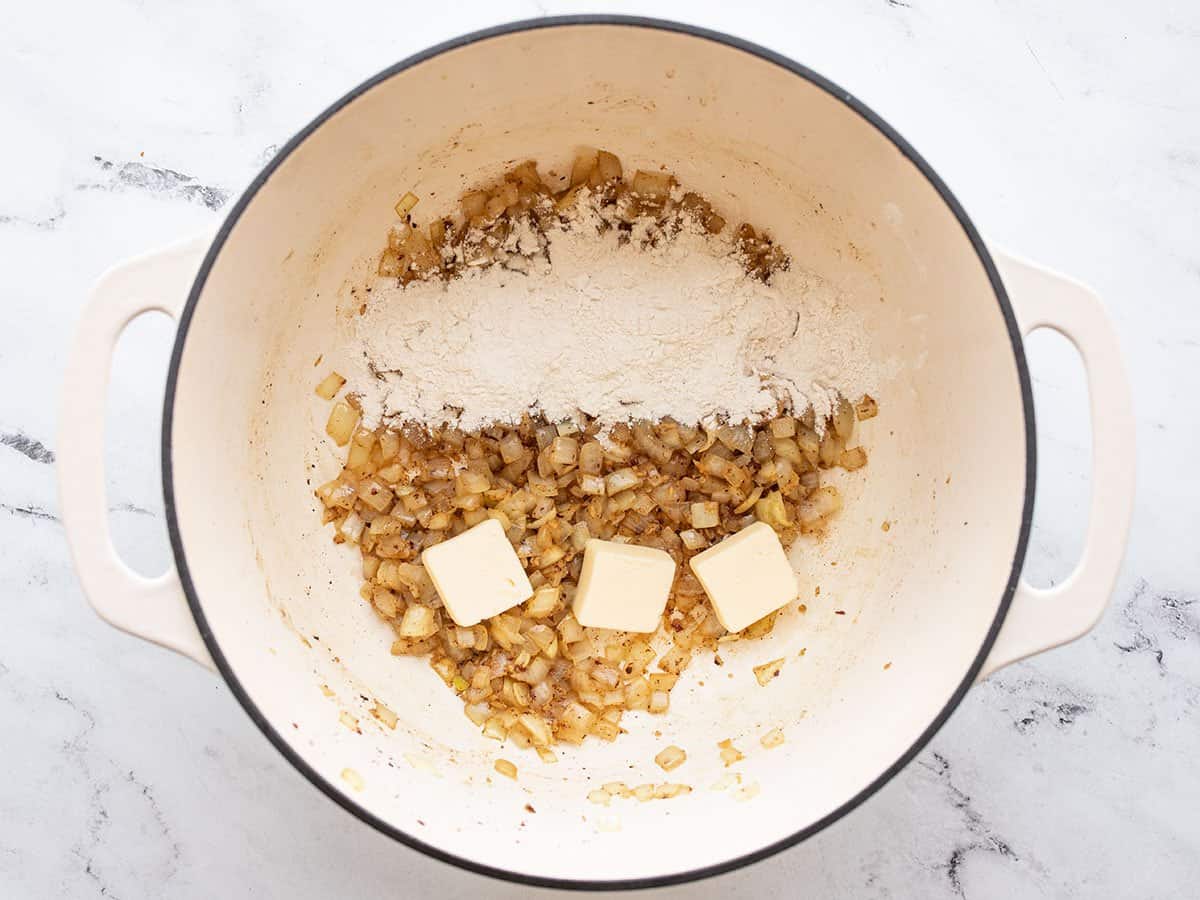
2, 0, 1197, 897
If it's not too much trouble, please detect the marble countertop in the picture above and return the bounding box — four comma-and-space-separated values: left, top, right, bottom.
2, 0, 1197, 896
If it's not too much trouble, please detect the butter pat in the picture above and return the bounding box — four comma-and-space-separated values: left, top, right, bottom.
689, 522, 798, 633
573, 539, 676, 633
422, 518, 533, 627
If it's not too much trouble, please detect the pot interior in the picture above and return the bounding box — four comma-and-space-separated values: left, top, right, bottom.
167, 22, 1029, 883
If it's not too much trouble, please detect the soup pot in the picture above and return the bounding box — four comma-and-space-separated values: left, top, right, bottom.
58, 16, 1135, 890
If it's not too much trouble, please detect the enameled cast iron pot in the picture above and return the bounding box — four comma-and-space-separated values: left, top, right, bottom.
59, 16, 1135, 890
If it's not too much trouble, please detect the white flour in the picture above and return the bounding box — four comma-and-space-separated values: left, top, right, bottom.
350, 192, 883, 433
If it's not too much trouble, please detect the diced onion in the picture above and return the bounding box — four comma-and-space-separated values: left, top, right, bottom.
755, 491, 791, 529
753, 657, 785, 686
605, 467, 642, 494
519, 714, 553, 746
550, 435, 579, 467
325, 401, 360, 446
833, 396, 856, 440
595, 150, 622, 183
769, 416, 796, 438
315, 371, 346, 400
690, 501, 719, 529
399, 605, 437, 639
338, 512, 364, 543
632, 783, 655, 801
654, 745, 687, 772
733, 485, 763, 515
578, 441, 604, 475
526, 585, 561, 618
570, 151, 597, 188
855, 395, 879, 421
819, 431, 844, 468
839, 446, 868, 471
760, 727, 785, 749
716, 424, 753, 454
579, 474, 606, 496
632, 169, 672, 198
795, 427, 820, 467
798, 486, 842, 529
394, 191, 419, 217
718, 738, 744, 767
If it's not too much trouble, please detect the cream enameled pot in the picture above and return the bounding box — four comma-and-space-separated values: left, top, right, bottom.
58, 17, 1135, 890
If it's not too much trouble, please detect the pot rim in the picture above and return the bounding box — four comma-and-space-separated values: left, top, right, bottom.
161, 14, 1036, 891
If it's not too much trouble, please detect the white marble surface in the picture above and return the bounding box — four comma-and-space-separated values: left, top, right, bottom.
2, 0, 1197, 896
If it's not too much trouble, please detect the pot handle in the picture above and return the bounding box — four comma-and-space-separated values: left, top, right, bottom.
978, 251, 1135, 679
58, 235, 215, 671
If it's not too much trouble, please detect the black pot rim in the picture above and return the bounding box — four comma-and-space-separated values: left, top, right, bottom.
162, 14, 1036, 892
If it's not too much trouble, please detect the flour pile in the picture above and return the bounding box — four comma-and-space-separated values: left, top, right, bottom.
350, 190, 882, 433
